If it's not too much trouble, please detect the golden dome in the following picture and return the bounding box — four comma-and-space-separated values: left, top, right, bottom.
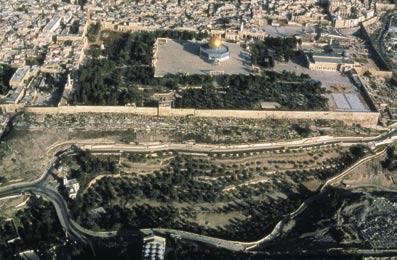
208, 35, 223, 49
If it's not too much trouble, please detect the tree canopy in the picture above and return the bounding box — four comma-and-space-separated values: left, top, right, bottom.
250, 37, 299, 67
174, 72, 328, 110
70, 59, 142, 105
0, 65, 15, 95
71, 31, 327, 110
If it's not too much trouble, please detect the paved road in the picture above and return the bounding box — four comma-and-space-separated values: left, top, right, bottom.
247, 144, 393, 251
0, 129, 396, 251
0, 184, 88, 243
0, 148, 89, 243
74, 130, 396, 155
141, 141, 396, 252
349, 183, 397, 193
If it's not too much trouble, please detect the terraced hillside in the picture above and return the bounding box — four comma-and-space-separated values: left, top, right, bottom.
56, 145, 369, 241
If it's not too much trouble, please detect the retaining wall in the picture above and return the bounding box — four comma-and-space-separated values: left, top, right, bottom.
0, 104, 21, 113
4, 106, 378, 127
0, 105, 380, 127
22, 106, 158, 116
360, 23, 391, 71
188, 109, 378, 127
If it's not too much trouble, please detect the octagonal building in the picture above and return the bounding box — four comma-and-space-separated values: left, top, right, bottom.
199, 35, 230, 64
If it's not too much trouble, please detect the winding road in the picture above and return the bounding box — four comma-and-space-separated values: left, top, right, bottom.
0, 129, 396, 251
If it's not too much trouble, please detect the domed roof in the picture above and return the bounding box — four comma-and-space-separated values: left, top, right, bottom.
208, 35, 223, 49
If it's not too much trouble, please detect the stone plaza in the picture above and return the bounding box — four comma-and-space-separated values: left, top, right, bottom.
154, 39, 251, 77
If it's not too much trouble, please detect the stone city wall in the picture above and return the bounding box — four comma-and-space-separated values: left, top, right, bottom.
22, 106, 159, 116
0, 104, 21, 113
169, 108, 379, 127
368, 69, 393, 79
360, 22, 392, 71
161, 108, 196, 117
376, 3, 396, 12
361, 16, 379, 28
0, 105, 380, 127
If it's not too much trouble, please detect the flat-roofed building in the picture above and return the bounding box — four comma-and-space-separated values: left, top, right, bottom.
9, 66, 30, 89
63, 177, 80, 199
261, 101, 281, 110
306, 52, 357, 72
43, 16, 62, 33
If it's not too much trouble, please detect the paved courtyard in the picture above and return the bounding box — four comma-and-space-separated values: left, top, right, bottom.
154, 39, 251, 77
273, 59, 370, 112
273, 59, 353, 89
264, 25, 315, 37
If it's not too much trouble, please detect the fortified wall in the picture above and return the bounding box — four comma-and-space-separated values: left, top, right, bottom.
0, 105, 379, 128
360, 22, 392, 72
21, 106, 158, 116
158, 107, 379, 127
0, 104, 22, 113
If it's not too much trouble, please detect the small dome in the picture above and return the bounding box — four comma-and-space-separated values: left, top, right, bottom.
208, 35, 223, 49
